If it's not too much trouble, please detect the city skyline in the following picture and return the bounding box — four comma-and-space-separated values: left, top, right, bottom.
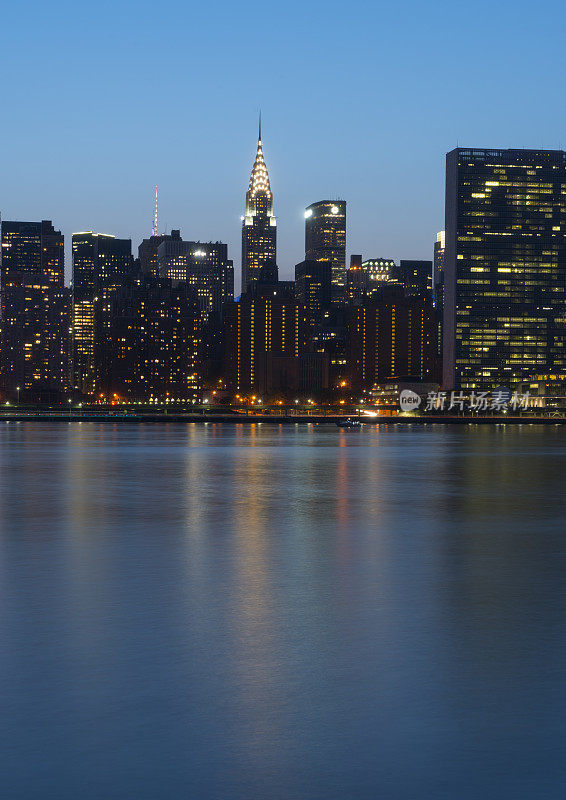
2, 122, 442, 294
3, 0, 564, 292
9, 132, 566, 296
7, 143, 566, 399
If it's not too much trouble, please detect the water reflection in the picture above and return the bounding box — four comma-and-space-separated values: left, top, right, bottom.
0, 423, 565, 799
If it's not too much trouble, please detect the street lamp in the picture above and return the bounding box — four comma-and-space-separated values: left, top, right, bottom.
16, 386, 20, 405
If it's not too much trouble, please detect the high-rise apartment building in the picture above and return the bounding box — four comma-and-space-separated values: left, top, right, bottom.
223, 283, 308, 394
348, 286, 436, 389
72, 232, 132, 395
241, 123, 277, 293
96, 271, 202, 402
444, 148, 566, 389
0, 220, 70, 396
305, 200, 346, 303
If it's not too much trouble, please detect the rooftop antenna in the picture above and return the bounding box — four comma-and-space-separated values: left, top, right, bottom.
259, 110, 262, 141
152, 185, 158, 237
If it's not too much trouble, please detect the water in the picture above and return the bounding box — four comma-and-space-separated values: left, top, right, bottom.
1, 423, 565, 799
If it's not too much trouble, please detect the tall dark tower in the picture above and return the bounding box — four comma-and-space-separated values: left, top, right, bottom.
72, 232, 132, 395
305, 200, 346, 303
0, 220, 70, 396
241, 118, 277, 293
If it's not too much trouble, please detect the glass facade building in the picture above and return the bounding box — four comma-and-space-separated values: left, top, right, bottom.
444, 148, 566, 390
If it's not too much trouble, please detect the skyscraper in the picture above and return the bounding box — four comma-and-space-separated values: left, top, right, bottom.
294, 259, 332, 322
241, 121, 277, 293
0, 220, 70, 397
346, 255, 370, 301
72, 232, 132, 395
444, 148, 566, 389
305, 200, 346, 303
157, 234, 233, 322
433, 231, 445, 299
433, 231, 446, 360
185, 243, 233, 323
138, 233, 174, 277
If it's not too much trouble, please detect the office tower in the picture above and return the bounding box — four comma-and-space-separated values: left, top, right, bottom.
157, 234, 233, 322
347, 285, 435, 389
294, 259, 332, 322
305, 200, 346, 303
361, 257, 396, 285
138, 233, 174, 277
96, 271, 202, 402
223, 283, 308, 394
433, 231, 445, 359
241, 122, 277, 293
185, 243, 233, 322
155, 230, 185, 278
394, 260, 433, 298
346, 255, 370, 301
444, 148, 566, 389
72, 232, 132, 395
0, 220, 70, 397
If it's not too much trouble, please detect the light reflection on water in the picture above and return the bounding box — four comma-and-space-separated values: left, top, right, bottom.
0, 423, 565, 799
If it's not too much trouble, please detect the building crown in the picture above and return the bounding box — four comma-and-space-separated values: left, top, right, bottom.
248, 137, 272, 201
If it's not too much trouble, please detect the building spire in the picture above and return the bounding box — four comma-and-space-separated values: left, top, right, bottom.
241, 119, 277, 293
152, 185, 158, 237
248, 132, 271, 202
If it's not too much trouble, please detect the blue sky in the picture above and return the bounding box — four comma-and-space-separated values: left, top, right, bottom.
1, 0, 564, 290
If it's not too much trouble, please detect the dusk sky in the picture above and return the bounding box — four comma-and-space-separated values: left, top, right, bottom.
1, 0, 564, 291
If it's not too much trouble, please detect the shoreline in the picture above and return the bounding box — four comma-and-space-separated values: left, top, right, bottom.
1, 413, 565, 425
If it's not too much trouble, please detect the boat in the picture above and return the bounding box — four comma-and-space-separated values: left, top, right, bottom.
336, 418, 362, 428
